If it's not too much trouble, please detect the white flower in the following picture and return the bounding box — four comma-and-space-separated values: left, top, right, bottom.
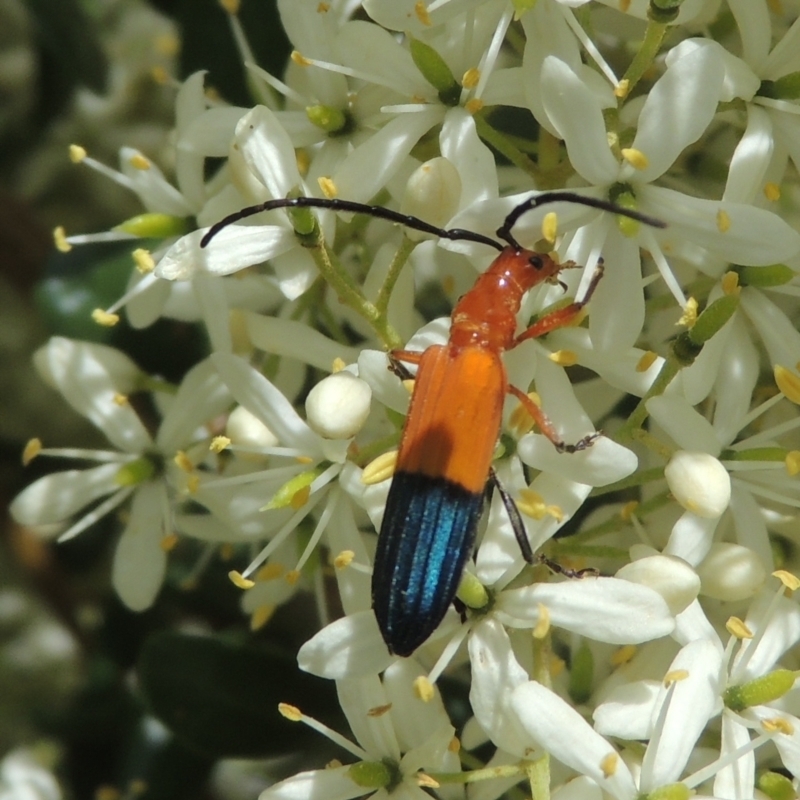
260, 661, 460, 800
514, 638, 724, 795
10, 338, 231, 610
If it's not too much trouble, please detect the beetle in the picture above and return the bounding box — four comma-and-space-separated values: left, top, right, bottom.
202, 191, 664, 656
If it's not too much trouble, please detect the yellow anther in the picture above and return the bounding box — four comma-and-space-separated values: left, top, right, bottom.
295, 455, 314, 464
413, 675, 435, 702
285, 569, 301, 585
186, 474, 199, 494
128, 153, 151, 170
317, 2, 330, 12
154, 34, 180, 56
415, 1, 432, 25
417, 773, 440, 789
533, 603, 550, 639
333, 550, 355, 569
775, 365, 800, 404
368, 703, 392, 717
291, 50, 312, 67
610, 644, 637, 666
716, 208, 731, 232
677, 297, 698, 329
664, 669, 690, 686
219, 0, 239, 12
762, 717, 794, 735
619, 0, 632, 10
133, 248, 155, 273
448, 736, 460, 753
517, 488, 547, 519
250, 605, 275, 630
95, 787, 121, 800
151, 66, 169, 85
331, 357, 346, 373
465, 98, 484, 115
160, 533, 179, 552
256, 562, 285, 581
401, 378, 415, 394
620, 500, 639, 522
773, 569, 800, 592
22, 438, 42, 465
69, 144, 87, 163
614, 79, 630, 99
296, 149, 310, 176
600, 752, 618, 777
542, 211, 558, 244
278, 702, 302, 721
621, 148, 649, 170
550, 654, 566, 677
228, 570, 255, 589
785, 451, 800, 476
462, 67, 480, 89
721, 271, 740, 295
361, 450, 398, 485
210, 436, 231, 453
636, 351, 657, 372
92, 309, 120, 327
726, 616, 754, 639
113, 393, 128, 406
549, 349, 578, 367
318, 176, 338, 198
53, 226, 72, 252
174, 450, 194, 472
764, 182, 781, 201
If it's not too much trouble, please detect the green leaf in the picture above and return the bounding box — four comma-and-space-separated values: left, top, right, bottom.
138, 632, 338, 758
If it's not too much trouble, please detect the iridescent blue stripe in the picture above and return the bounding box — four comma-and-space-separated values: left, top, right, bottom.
372, 471, 483, 656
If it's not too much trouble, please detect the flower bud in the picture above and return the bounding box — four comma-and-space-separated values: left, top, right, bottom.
226, 405, 279, 449
616, 554, 700, 615
664, 451, 731, 518
306, 372, 372, 439
400, 157, 462, 240
696, 543, 766, 601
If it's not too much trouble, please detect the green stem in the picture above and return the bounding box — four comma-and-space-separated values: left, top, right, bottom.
375, 236, 417, 317
615, 354, 681, 442
303, 234, 401, 349
570, 491, 672, 545
474, 112, 541, 181
619, 20, 667, 98
432, 764, 527, 784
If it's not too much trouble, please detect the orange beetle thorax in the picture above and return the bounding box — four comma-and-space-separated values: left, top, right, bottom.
449, 247, 563, 352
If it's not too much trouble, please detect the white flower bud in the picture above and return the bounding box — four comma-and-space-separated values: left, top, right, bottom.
306, 372, 372, 439
664, 451, 731, 518
616, 554, 700, 615
400, 157, 462, 240
226, 405, 279, 448
696, 543, 766, 601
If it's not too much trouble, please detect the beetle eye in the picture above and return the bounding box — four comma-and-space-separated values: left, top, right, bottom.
528, 255, 544, 270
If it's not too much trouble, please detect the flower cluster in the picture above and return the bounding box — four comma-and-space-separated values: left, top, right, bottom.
12, 0, 800, 798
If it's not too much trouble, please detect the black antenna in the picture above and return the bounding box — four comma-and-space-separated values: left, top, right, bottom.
200, 192, 666, 252
495, 191, 666, 250
200, 196, 504, 252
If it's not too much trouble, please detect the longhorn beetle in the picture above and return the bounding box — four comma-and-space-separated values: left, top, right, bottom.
202, 191, 665, 656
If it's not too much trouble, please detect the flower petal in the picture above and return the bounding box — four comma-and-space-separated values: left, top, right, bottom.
297, 611, 393, 679
498, 578, 675, 643
112, 483, 167, 611
512, 681, 637, 799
